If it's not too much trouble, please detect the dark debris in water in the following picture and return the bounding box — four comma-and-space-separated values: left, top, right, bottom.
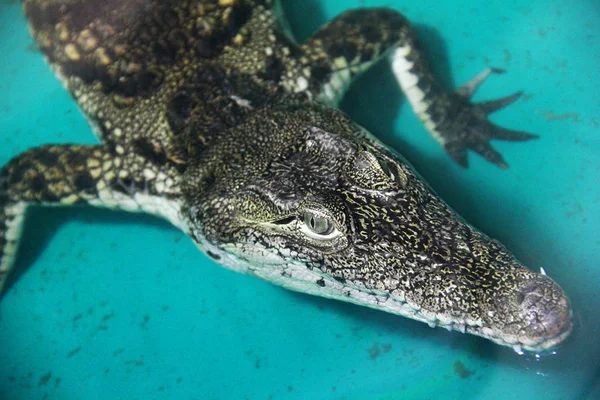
368, 342, 392, 361
66, 346, 81, 358
453, 360, 474, 379
38, 371, 52, 387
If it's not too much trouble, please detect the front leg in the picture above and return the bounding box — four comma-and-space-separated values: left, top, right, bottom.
0, 144, 183, 294
297, 8, 537, 168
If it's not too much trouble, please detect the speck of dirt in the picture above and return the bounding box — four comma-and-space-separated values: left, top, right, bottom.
522, 93, 534, 101
254, 358, 261, 369
368, 342, 392, 360
453, 360, 474, 379
76, 249, 88, 262
92, 312, 115, 334
113, 348, 125, 357
140, 314, 150, 329
38, 372, 52, 387
368, 343, 380, 360
287, 385, 294, 392
350, 325, 365, 339
124, 354, 145, 367
26, 43, 39, 52
540, 111, 580, 122
67, 346, 81, 358
102, 312, 114, 322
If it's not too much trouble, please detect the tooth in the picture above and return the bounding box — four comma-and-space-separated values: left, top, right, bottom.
482, 327, 494, 337
540, 267, 547, 276
513, 344, 524, 354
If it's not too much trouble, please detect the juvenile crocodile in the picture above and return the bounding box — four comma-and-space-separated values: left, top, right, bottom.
0, 0, 572, 353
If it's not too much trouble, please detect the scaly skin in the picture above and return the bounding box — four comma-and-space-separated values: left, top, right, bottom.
0, 0, 571, 352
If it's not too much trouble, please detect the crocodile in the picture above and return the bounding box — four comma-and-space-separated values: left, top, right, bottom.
0, 0, 572, 353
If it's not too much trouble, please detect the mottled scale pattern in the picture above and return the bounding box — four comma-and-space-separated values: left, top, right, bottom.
0, 143, 182, 290
24, 0, 280, 148
0, 0, 571, 352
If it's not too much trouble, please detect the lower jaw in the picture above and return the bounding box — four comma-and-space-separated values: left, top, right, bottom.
220, 255, 574, 353
467, 323, 574, 354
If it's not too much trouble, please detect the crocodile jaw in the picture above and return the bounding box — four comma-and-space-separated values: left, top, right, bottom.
192, 236, 572, 353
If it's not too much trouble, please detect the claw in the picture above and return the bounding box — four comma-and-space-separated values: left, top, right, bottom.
477, 91, 524, 114
471, 140, 508, 169
444, 143, 469, 168
457, 67, 506, 98
490, 126, 539, 142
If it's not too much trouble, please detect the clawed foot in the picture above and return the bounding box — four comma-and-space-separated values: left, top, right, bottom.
442, 68, 538, 168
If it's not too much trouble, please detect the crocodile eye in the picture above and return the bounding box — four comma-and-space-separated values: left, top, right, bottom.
303, 211, 333, 235
376, 157, 395, 181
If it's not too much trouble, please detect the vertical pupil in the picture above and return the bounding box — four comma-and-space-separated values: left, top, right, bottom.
378, 158, 392, 178
304, 212, 332, 235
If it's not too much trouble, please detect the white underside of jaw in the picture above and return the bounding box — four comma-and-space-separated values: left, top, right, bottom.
474, 319, 573, 354
190, 239, 571, 353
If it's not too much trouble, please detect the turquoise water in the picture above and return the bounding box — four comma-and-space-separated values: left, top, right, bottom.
0, 0, 598, 399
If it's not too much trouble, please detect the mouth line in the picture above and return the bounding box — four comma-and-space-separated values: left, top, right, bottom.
465, 320, 574, 353
210, 244, 573, 353
298, 272, 573, 353
404, 306, 573, 354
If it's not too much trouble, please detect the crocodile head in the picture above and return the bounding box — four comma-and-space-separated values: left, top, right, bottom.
182, 103, 572, 353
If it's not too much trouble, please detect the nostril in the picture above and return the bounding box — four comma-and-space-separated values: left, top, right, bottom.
497, 273, 573, 349
516, 284, 542, 307
520, 280, 572, 338
541, 310, 559, 328
540, 306, 572, 337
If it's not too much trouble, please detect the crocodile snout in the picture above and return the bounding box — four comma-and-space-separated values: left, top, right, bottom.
515, 275, 573, 350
